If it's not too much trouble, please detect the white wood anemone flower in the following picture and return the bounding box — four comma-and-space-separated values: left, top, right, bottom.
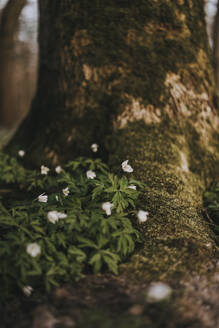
128, 185, 136, 190
47, 210, 67, 224
18, 150, 25, 157
26, 243, 41, 257
121, 160, 133, 173
91, 143, 99, 152
23, 286, 33, 297
86, 170, 96, 179
38, 193, 48, 203
41, 165, 50, 175
55, 165, 62, 174
102, 202, 113, 216
137, 210, 149, 223
146, 282, 172, 303
62, 187, 70, 196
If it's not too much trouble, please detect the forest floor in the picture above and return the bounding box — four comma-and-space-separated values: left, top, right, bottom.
1, 260, 219, 328
1, 128, 219, 328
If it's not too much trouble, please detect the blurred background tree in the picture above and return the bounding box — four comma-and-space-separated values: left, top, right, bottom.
0, 0, 37, 129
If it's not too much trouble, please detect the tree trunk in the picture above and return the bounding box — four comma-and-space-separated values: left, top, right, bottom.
6, 0, 219, 326
0, 0, 27, 127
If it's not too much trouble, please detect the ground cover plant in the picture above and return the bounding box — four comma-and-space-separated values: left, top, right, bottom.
0, 150, 146, 299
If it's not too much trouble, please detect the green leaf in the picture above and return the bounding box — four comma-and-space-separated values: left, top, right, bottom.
46, 265, 57, 276
89, 252, 102, 273
92, 185, 104, 199
68, 246, 87, 262
119, 176, 128, 189
102, 250, 120, 274
77, 236, 98, 249
0, 153, 144, 297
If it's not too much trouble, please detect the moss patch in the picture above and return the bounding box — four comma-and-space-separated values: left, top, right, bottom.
107, 120, 219, 281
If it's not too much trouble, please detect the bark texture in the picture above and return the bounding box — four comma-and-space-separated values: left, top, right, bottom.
6, 0, 219, 326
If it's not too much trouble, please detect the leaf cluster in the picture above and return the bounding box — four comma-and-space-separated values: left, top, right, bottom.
0, 154, 144, 298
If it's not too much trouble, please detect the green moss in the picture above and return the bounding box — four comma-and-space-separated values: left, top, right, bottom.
107, 120, 218, 281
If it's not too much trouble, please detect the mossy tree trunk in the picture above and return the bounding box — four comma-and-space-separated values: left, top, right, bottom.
6, 1, 219, 325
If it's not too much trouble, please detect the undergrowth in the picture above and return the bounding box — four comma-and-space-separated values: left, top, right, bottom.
0, 152, 145, 299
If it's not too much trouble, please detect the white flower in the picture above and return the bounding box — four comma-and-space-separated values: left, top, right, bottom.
23, 286, 33, 297
121, 160, 133, 173
47, 210, 67, 224
137, 210, 149, 223
41, 165, 50, 175
47, 211, 59, 224
26, 243, 41, 257
18, 150, 25, 157
62, 187, 69, 196
91, 143, 99, 152
55, 166, 62, 174
102, 202, 113, 216
55, 195, 59, 201
128, 185, 136, 190
58, 212, 67, 219
38, 193, 48, 203
86, 170, 96, 179
146, 282, 172, 303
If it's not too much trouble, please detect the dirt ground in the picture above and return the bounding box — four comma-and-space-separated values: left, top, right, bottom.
1, 257, 219, 328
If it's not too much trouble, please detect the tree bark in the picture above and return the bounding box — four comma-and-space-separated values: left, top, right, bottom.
0, 0, 27, 127
6, 0, 219, 326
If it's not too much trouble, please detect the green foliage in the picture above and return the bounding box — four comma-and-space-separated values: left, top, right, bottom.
204, 182, 219, 234
0, 153, 145, 298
